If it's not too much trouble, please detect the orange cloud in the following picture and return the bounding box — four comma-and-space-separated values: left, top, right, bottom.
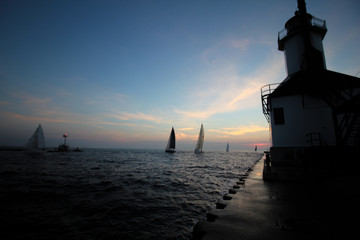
175, 131, 197, 141
177, 127, 195, 131
209, 125, 268, 136
108, 111, 163, 124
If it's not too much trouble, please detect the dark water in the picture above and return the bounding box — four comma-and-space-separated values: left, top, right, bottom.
0, 149, 263, 240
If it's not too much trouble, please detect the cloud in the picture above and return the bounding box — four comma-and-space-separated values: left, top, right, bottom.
112, 93, 127, 104
209, 125, 268, 136
3, 87, 163, 137
229, 39, 252, 50
3, 111, 79, 125
1, 107, 137, 129
201, 38, 251, 65
177, 127, 195, 131
12, 93, 51, 106
175, 52, 283, 120
87, 92, 128, 106
175, 131, 197, 141
107, 111, 163, 124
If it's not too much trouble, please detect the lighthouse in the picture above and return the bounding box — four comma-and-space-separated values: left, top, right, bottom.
261, 0, 360, 179
278, 0, 327, 75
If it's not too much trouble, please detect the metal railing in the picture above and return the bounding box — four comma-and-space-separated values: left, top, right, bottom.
278, 15, 327, 42
307, 133, 328, 146
261, 83, 280, 123
278, 29, 287, 41
311, 16, 327, 30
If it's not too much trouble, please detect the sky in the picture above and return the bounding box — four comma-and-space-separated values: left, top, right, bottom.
1, 0, 360, 150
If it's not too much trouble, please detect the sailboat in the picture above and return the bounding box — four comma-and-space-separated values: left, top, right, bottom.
255, 145, 257, 151
226, 142, 229, 152
194, 124, 204, 153
26, 124, 45, 150
165, 127, 176, 153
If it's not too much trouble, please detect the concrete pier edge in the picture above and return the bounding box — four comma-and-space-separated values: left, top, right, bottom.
192, 153, 360, 240
192, 155, 263, 240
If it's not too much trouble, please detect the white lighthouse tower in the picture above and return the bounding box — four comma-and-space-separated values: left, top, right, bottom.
262, 0, 360, 180
278, 0, 327, 75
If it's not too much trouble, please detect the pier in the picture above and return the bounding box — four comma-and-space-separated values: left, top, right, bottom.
193, 154, 360, 239
193, 0, 360, 238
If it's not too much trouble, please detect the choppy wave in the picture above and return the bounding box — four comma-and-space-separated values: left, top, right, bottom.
0, 149, 263, 240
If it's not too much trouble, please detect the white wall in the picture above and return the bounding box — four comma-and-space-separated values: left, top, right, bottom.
283, 35, 304, 75
283, 31, 326, 75
270, 94, 336, 147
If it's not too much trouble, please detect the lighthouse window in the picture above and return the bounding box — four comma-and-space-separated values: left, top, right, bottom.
274, 108, 285, 125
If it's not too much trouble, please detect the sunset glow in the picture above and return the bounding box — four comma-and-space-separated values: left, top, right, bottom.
0, 0, 359, 150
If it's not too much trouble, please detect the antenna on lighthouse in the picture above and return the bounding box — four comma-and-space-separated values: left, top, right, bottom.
298, 0, 324, 72
297, 0, 307, 16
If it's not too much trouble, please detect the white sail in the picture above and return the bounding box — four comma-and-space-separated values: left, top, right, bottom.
194, 124, 204, 153
165, 127, 176, 153
26, 124, 45, 149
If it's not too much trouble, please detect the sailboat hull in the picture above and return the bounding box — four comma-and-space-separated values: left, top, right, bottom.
165, 149, 176, 153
